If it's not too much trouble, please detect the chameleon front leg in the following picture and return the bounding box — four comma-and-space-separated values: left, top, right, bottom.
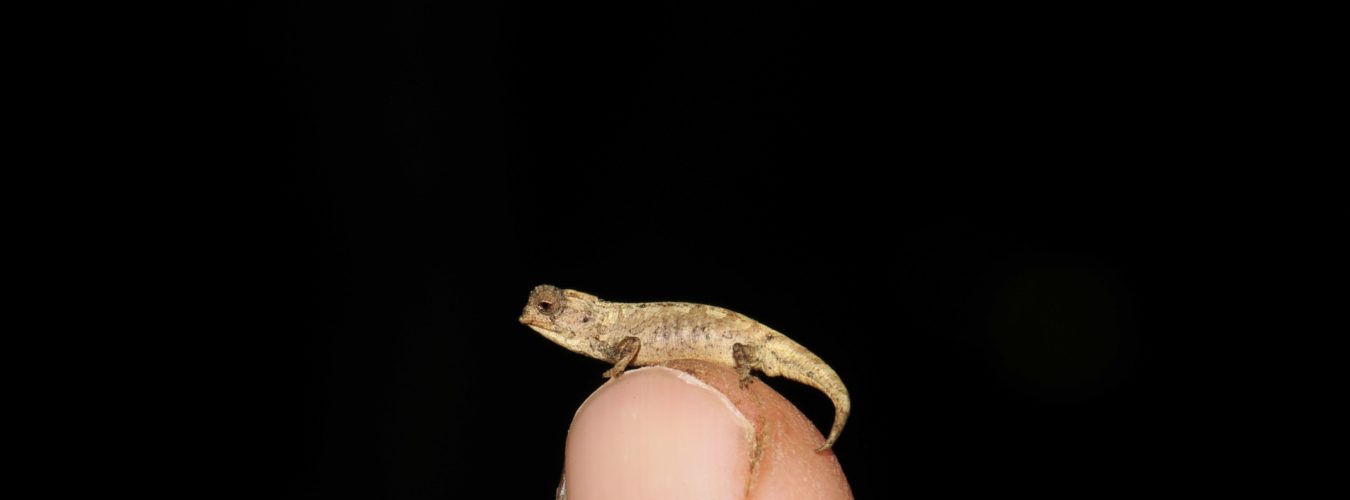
602, 336, 641, 378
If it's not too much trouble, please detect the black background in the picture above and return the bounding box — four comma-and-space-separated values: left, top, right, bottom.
206, 1, 1329, 497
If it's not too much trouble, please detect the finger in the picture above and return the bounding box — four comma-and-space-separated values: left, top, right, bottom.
665, 360, 853, 500
560, 361, 852, 500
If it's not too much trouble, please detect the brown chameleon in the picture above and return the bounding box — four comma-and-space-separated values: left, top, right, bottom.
519, 285, 850, 452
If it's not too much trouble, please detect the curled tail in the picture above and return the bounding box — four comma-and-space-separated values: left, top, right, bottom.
765, 336, 850, 452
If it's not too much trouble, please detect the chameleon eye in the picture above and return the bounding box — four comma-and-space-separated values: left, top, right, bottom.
537, 301, 553, 312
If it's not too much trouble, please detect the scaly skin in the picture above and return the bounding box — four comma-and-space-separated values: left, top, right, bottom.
519, 284, 850, 452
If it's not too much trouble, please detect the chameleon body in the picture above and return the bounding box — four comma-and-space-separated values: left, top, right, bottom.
518, 284, 850, 452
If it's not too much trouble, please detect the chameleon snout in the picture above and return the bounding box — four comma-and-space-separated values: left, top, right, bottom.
518, 307, 541, 326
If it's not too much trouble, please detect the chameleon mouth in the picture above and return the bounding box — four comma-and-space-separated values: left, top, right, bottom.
527, 324, 572, 339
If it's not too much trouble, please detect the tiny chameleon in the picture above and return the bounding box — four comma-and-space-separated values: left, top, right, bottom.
518, 284, 850, 452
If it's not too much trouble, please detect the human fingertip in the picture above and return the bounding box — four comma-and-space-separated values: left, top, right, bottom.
563, 366, 752, 500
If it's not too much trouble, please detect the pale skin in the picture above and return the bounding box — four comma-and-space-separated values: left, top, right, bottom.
561, 361, 853, 499
518, 284, 850, 452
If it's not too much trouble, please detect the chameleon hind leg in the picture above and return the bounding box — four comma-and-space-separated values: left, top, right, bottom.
602, 336, 641, 379
732, 342, 759, 388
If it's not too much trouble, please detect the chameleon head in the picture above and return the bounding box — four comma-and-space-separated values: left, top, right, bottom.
519, 284, 601, 348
